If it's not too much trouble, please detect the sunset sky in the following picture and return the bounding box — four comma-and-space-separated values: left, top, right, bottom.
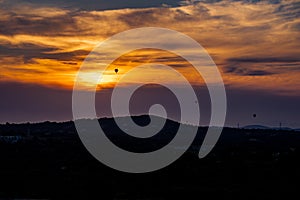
0, 0, 299, 127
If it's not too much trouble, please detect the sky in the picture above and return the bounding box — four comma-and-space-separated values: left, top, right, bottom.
0, 0, 299, 127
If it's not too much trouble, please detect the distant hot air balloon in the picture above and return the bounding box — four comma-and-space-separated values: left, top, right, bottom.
253, 114, 257, 118
114, 68, 119, 74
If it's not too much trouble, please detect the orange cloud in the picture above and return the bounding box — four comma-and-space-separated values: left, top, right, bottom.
0, 0, 299, 95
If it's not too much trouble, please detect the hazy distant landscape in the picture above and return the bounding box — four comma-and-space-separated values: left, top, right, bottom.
1, 115, 300, 199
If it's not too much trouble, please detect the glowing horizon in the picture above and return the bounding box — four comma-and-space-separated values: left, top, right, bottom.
0, 0, 299, 95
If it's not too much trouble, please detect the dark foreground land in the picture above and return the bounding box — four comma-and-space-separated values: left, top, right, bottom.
0, 116, 300, 199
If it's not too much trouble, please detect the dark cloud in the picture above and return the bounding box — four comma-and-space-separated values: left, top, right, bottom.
180, 0, 282, 6
290, 21, 300, 31
62, 61, 78, 65
242, 70, 274, 76
224, 57, 300, 76
0, 43, 88, 63
1, 0, 286, 12
0, 12, 80, 36
117, 8, 162, 27
228, 57, 300, 63
1, 0, 182, 11
0, 43, 57, 63
224, 65, 276, 76
37, 50, 89, 62
275, 1, 300, 21
117, 3, 216, 27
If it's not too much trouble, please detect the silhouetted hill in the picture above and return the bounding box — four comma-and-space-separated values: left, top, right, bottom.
0, 115, 300, 199
243, 124, 298, 131
242, 125, 270, 130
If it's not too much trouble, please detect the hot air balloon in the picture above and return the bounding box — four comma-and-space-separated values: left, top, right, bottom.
253, 114, 257, 118
114, 68, 119, 74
